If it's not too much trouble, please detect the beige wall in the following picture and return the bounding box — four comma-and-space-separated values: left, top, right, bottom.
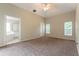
76, 4, 79, 44
46, 11, 75, 40
75, 4, 79, 54
0, 4, 44, 46
0, 13, 4, 45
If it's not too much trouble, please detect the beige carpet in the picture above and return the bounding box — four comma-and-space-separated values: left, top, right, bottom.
0, 37, 78, 56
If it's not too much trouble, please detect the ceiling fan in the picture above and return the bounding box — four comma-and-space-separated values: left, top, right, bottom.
33, 3, 55, 12
41, 3, 52, 11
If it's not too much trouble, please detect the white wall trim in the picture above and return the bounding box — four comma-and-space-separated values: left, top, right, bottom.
0, 36, 43, 47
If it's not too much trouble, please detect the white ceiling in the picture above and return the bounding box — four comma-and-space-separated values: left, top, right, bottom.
12, 3, 76, 18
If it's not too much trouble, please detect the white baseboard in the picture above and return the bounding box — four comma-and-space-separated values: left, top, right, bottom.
21, 36, 42, 42
0, 44, 6, 47
0, 36, 43, 47
7, 39, 21, 45
47, 35, 75, 41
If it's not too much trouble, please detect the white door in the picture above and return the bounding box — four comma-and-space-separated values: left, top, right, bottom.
4, 16, 21, 44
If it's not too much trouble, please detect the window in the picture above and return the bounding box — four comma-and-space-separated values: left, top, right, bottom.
64, 21, 72, 36
46, 24, 50, 34
6, 16, 15, 35
6, 22, 14, 35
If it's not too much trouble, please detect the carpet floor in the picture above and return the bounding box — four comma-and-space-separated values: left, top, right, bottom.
0, 37, 78, 56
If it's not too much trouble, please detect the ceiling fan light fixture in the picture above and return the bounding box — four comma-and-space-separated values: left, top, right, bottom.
43, 7, 49, 11
41, 3, 51, 11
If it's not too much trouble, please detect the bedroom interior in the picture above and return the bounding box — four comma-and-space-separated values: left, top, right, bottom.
0, 3, 79, 56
